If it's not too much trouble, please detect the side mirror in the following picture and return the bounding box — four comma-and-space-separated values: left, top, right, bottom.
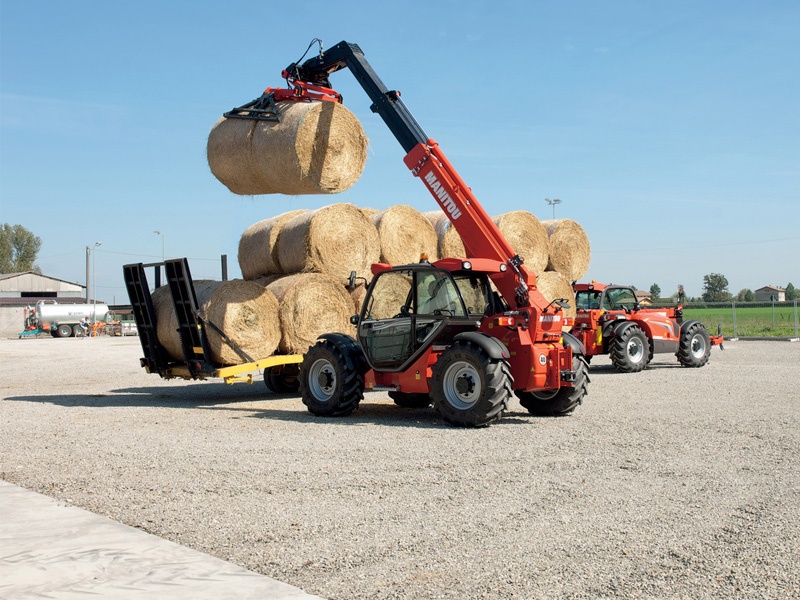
349, 314, 359, 325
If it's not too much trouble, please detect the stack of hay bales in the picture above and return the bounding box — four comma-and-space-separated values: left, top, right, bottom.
207, 101, 368, 196
371, 205, 439, 264
541, 219, 591, 282
422, 211, 465, 258
152, 279, 281, 366
492, 211, 550, 274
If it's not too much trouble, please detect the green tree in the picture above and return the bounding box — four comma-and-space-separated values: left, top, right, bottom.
702, 273, 731, 302
0, 223, 42, 273
786, 283, 796, 301
649, 283, 661, 300
737, 288, 755, 302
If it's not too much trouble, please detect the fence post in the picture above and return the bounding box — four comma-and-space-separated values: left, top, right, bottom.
795, 299, 798, 338
732, 301, 737, 337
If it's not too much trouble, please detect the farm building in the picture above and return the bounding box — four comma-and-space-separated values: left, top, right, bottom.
754, 285, 786, 302
0, 272, 87, 338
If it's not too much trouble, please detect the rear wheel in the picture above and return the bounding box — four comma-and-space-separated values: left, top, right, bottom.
263, 363, 300, 393
300, 339, 364, 417
609, 325, 648, 372
677, 322, 711, 367
516, 355, 589, 416
430, 340, 512, 427
388, 392, 431, 408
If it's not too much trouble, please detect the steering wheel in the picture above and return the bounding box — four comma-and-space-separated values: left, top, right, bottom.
393, 305, 411, 318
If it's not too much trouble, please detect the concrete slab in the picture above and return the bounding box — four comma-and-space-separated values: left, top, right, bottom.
0, 481, 324, 599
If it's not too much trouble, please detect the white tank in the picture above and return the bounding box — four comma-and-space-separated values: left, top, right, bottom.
36, 302, 109, 324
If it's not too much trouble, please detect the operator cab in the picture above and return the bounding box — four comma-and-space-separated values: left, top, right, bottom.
356, 265, 496, 372
575, 285, 638, 312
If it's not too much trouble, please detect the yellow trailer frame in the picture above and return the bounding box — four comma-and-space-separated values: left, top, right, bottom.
148, 353, 303, 385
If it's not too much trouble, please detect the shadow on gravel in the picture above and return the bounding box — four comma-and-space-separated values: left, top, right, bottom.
5, 386, 541, 429
587, 362, 685, 376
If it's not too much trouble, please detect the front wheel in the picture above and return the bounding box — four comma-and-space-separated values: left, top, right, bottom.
677, 322, 711, 368
300, 339, 365, 417
430, 340, 512, 427
609, 325, 648, 372
516, 355, 589, 416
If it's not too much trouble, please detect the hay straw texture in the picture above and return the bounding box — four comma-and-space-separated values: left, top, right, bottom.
207, 101, 368, 195
372, 205, 439, 264
238, 209, 308, 279
534, 271, 577, 331
493, 211, 550, 274
277, 203, 381, 280
542, 219, 591, 281
422, 211, 466, 258
151, 280, 280, 366
365, 272, 412, 320
203, 280, 281, 365
152, 280, 221, 361
266, 273, 355, 354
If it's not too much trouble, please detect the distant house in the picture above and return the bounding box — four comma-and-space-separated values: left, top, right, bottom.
0, 272, 87, 337
634, 290, 652, 305
754, 285, 786, 302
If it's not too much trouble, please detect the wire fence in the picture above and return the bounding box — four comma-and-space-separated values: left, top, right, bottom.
668, 299, 800, 338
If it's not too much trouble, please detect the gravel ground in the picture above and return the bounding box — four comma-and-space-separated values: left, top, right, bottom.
1, 335, 798, 599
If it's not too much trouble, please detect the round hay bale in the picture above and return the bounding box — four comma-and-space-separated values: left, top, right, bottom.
277, 203, 381, 280
372, 205, 439, 264
203, 280, 281, 366
349, 281, 368, 314
542, 219, 591, 281
207, 100, 368, 195
360, 207, 379, 219
151, 280, 222, 361
534, 271, 577, 331
266, 273, 355, 355
238, 209, 308, 279
492, 211, 549, 274
422, 211, 465, 258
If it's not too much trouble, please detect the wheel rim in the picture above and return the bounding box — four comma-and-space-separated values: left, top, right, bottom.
626, 336, 645, 363
690, 333, 707, 358
442, 360, 481, 410
308, 358, 336, 402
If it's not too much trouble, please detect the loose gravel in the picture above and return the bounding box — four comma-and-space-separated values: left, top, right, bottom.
1, 336, 798, 599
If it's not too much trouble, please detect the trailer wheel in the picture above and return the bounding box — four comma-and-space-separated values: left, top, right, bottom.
609, 325, 648, 372
430, 340, 512, 427
73, 325, 85, 337
300, 339, 364, 417
388, 391, 431, 408
516, 355, 589, 417
677, 322, 711, 368
56, 323, 73, 338
263, 364, 300, 393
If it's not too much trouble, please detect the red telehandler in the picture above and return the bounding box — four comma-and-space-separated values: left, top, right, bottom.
570, 281, 723, 372
247, 40, 590, 427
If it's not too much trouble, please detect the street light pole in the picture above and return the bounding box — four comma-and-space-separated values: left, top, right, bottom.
545, 198, 562, 219
92, 242, 102, 327
153, 230, 165, 260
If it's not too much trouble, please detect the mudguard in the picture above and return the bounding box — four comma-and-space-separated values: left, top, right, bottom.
318, 332, 368, 372
561, 331, 586, 356
453, 331, 510, 360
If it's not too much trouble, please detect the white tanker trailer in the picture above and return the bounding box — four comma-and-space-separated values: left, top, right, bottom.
20, 301, 110, 338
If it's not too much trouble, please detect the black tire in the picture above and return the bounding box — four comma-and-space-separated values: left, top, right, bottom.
56, 323, 73, 338
388, 391, 431, 408
300, 339, 364, 417
430, 340, 512, 427
516, 355, 589, 416
677, 322, 711, 368
609, 325, 648, 373
263, 364, 300, 394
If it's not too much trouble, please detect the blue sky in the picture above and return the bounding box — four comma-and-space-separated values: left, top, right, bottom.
1, 1, 797, 303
